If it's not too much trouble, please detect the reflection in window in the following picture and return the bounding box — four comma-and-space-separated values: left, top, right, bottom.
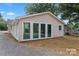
33, 23, 39, 38
41, 24, 45, 38
47, 24, 51, 37
23, 23, 30, 39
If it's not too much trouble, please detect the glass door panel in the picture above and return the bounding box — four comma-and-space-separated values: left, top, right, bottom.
23, 23, 30, 39
41, 24, 45, 38
33, 23, 39, 38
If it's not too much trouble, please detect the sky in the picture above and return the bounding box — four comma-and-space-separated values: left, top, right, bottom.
0, 3, 31, 20
0, 3, 68, 24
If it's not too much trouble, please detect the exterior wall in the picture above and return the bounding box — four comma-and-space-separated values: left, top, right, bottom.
10, 13, 64, 41
17, 21, 23, 41
18, 14, 64, 41
12, 23, 23, 41
9, 23, 21, 41
10, 25, 18, 40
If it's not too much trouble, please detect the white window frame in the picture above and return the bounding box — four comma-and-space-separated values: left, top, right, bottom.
22, 22, 53, 41
32, 23, 39, 39
47, 24, 52, 38
40, 23, 46, 39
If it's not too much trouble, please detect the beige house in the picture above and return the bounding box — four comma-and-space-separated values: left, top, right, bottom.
8, 12, 64, 42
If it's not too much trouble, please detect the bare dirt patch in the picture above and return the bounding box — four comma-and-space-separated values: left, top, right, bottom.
23, 36, 79, 56
4, 32, 79, 55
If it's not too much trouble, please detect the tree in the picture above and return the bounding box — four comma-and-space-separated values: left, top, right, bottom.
60, 3, 79, 22
60, 4, 79, 22
25, 3, 60, 16
25, 3, 79, 30
59, 4, 79, 29
0, 13, 7, 31
0, 13, 2, 18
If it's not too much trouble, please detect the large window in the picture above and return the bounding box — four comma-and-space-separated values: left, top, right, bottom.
23, 23, 30, 39
47, 24, 51, 37
33, 23, 39, 38
23, 23, 52, 40
41, 24, 45, 38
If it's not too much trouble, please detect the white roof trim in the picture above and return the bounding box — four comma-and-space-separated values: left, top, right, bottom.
16, 12, 51, 19
16, 12, 64, 24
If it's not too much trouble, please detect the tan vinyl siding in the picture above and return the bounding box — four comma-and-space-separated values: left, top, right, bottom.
9, 12, 64, 41
20, 14, 64, 38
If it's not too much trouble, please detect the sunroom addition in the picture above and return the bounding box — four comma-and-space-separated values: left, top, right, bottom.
23, 22, 52, 40
8, 12, 64, 42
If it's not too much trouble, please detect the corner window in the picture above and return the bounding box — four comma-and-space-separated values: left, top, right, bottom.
59, 25, 62, 30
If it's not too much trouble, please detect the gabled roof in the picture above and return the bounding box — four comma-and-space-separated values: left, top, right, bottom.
10, 12, 65, 26
16, 12, 65, 24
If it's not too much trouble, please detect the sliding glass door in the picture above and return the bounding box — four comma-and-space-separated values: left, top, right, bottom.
41, 24, 45, 38
23, 23, 30, 39
33, 23, 39, 38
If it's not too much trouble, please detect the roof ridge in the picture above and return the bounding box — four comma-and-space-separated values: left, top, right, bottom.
16, 12, 51, 19
13, 12, 65, 25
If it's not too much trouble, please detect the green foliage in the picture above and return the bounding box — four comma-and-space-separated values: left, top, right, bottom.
59, 4, 79, 29
0, 13, 7, 31
60, 4, 79, 22
25, 3, 60, 16
25, 3, 79, 30
73, 22, 79, 29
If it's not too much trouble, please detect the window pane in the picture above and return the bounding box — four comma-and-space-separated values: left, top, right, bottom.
33, 23, 39, 38
47, 24, 51, 37
59, 25, 62, 30
23, 23, 30, 39
41, 24, 45, 38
